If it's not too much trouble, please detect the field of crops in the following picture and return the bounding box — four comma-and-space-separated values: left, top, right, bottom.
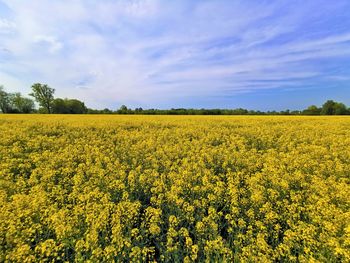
0, 115, 349, 262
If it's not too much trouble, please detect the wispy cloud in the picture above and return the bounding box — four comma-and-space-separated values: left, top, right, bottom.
34, 35, 63, 53
0, 0, 350, 109
0, 17, 15, 33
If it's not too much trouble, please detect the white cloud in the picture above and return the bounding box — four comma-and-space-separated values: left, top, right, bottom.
34, 35, 63, 53
0, 0, 350, 108
0, 71, 25, 92
0, 18, 16, 33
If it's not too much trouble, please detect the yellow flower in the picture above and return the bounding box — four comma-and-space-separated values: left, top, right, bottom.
0, 115, 349, 262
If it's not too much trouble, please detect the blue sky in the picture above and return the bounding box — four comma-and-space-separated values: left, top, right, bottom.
1, 0, 350, 110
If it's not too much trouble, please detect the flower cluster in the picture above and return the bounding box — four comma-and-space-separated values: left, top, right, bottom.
0, 115, 349, 262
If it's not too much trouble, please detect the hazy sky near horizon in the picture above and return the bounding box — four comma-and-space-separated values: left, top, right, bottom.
1, 0, 350, 110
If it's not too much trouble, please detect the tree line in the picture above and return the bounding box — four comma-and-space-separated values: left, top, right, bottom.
1, 83, 349, 115
0, 84, 87, 114
111, 101, 350, 115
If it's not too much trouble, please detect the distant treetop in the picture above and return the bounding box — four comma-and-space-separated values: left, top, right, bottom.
0, 84, 349, 115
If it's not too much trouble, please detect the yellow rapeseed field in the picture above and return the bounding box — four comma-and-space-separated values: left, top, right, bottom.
0, 115, 349, 262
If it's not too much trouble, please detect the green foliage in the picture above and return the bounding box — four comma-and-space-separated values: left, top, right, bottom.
52, 98, 87, 114
117, 105, 132, 114
0, 86, 12, 113
321, 100, 337, 115
2, 83, 350, 115
0, 86, 35, 113
51, 98, 67, 113
66, 99, 87, 114
334, 103, 348, 115
321, 100, 349, 115
302, 105, 321, 115
11, 93, 35, 113
29, 83, 55, 113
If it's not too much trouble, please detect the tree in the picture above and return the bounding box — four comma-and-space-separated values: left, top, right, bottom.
0, 86, 11, 113
29, 83, 55, 113
0, 87, 35, 113
321, 100, 336, 115
65, 99, 87, 114
321, 100, 348, 115
118, 105, 129, 114
52, 98, 69, 114
135, 107, 143, 113
302, 105, 321, 115
11, 93, 35, 113
0, 86, 15, 113
52, 98, 87, 114
334, 102, 348, 115
102, 108, 112, 114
